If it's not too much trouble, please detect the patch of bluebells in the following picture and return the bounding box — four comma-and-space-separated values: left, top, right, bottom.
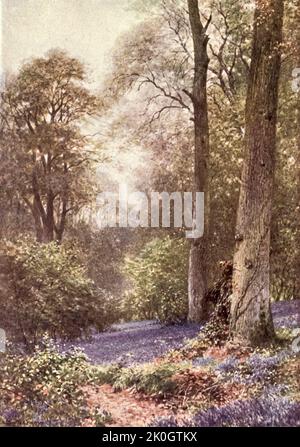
1, 408, 20, 425
215, 356, 240, 374
146, 301, 299, 428
149, 415, 178, 427
192, 356, 216, 368
31, 403, 59, 427
214, 349, 295, 386
151, 394, 300, 427
60, 322, 202, 366
241, 353, 281, 385
263, 384, 290, 395
191, 346, 295, 389
0, 403, 83, 427
55, 300, 299, 366
272, 300, 300, 329
192, 394, 300, 427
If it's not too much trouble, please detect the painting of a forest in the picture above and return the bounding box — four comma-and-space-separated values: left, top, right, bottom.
0, 0, 299, 430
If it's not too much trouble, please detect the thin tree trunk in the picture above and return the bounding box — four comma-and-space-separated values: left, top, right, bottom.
230, 0, 284, 344
55, 199, 68, 243
296, 104, 300, 297
33, 198, 44, 243
295, 1, 300, 297
31, 171, 54, 243
44, 190, 55, 242
187, 0, 211, 322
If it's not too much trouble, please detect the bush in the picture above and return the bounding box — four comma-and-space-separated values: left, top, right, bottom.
0, 238, 109, 348
93, 361, 184, 397
0, 343, 95, 426
122, 236, 189, 323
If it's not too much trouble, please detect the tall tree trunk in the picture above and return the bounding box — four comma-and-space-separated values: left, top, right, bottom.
296, 101, 300, 297
187, 0, 211, 322
33, 202, 44, 243
230, 0, 284, 344
30, 194, 55, 243
44, 190, 55, 243
31, 170, 54, 243
55, 199, 68, 243
294, 0, 300, 297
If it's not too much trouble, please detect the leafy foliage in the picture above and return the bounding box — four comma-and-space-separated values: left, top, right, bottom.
0, 50, 100, 242
0, 343, 95, 427
122, 236, 189, 323
92, 362, 182, 397
0, 238, 109, 348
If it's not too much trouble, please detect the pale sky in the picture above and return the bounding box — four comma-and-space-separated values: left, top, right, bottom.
1, 0, 139, 86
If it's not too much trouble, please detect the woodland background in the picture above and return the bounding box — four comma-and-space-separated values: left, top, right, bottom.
0, 0, 299, 427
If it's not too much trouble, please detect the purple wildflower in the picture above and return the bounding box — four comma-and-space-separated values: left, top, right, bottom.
192, 356, 216, 368
151, 394, 300, 427
215, 356, 240, 374
2, 408, 20, 425
189, 395, 300, 427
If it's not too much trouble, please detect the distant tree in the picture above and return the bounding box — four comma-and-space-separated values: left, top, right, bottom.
0, 50, 100, 243
230, 0, 285, 344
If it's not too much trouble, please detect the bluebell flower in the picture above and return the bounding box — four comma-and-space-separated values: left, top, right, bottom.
192, 357, 215, 368
2, 408, 20, 424
150, 394, 300, 427
215, 356, 240, 374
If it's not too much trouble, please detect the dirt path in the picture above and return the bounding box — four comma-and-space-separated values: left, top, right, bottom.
86, 384, 183, 427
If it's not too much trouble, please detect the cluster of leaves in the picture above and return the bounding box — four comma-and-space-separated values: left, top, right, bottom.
122, 236, 189, 323
92, 362, 183, 398
0, 238, 109, 349
0, 343, 101, 427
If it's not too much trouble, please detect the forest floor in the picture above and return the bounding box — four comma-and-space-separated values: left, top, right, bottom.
63, 300, 300, 366
75, 301, 300, 427
1, 301, 298, 427
62, 320, 201, 365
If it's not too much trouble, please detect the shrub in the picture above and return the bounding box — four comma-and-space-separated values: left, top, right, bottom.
93, 362, 184, 397
131, 363, 180, 396
0, 238, 109, 348
122, 236, 189, 323
0, 343, 95, 426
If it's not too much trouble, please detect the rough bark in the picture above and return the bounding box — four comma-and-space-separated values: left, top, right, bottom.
296, 101, 300, 297
187, 0, 211, 322
230, 0, 284, 344
295, 0, 300, 297
204, 261, 233, 344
